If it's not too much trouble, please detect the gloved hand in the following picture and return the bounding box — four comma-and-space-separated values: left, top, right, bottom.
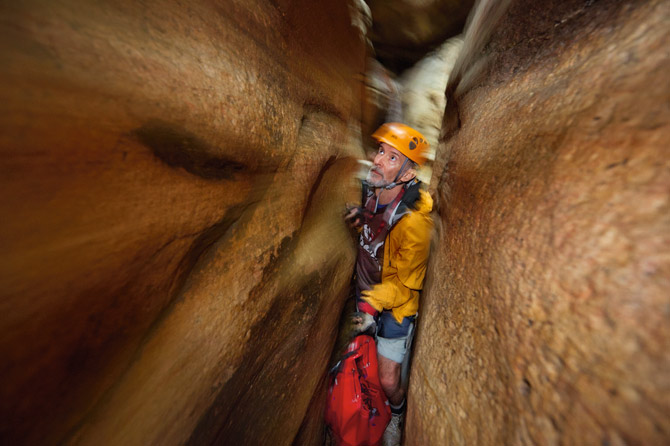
344, 205, 371, 230
350, 311, 376, 335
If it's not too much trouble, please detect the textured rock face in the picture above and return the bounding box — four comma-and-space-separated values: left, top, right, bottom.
407, 0, 670, 445
366, 0, 473, 71
0, 1, 364, 444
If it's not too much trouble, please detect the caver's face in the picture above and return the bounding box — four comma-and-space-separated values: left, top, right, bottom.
366, 142, 408, 187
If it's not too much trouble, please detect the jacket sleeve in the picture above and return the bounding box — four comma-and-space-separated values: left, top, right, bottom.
361, 212, 432, 310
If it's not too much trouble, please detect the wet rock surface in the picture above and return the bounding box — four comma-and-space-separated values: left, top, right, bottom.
407, 0, 670, 445
0, 1, 363, 444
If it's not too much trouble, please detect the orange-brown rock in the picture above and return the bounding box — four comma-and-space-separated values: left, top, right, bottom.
407, 0, 670, 445
0, 1, 364, 444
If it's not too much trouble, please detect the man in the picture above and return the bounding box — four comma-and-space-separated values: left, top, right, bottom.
345, 122, 433, 445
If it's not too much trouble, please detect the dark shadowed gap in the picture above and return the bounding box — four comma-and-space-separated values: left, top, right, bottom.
132, 119, 247, 180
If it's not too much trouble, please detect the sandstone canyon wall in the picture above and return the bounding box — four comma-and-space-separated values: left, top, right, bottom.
407, 0, 670, 445
0, 1, 365, 444
2, 0, 669, 444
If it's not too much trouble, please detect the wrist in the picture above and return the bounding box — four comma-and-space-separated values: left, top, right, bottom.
357, 300, 379, 317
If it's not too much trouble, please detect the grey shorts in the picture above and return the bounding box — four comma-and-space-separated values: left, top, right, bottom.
376, 312, 415, 364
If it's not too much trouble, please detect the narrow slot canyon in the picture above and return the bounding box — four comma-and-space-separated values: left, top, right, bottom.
0, 1, 668, 445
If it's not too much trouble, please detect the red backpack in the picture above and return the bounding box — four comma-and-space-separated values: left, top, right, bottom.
325, 335, 391, 446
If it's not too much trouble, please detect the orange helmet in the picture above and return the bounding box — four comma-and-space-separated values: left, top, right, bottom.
372, 122, 429, 166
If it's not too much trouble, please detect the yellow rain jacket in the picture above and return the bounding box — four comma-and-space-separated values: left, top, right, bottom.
361, 189, 433, 323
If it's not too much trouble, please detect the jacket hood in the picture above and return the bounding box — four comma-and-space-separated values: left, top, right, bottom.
415, 189, 433, 215
387, 182, 433, 227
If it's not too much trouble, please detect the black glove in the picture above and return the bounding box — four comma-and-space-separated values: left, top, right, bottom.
344, 206, 372, 230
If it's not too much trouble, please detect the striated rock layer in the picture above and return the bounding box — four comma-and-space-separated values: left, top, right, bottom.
0, 0, 364, 444
407, 0, 670, 445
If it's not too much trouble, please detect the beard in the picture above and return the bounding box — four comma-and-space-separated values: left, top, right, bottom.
365, 167, 389, 187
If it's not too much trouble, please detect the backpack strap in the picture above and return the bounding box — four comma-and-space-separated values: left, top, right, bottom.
381, 186, 406, 227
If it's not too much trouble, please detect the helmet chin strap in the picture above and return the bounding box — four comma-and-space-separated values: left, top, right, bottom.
365, 158, 417, 190
382, 158, 409, 190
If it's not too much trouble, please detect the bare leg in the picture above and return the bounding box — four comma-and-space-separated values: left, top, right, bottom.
378, 353, 404, 405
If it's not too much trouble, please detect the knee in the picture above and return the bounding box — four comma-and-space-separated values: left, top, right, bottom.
379, 369, 399, 393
